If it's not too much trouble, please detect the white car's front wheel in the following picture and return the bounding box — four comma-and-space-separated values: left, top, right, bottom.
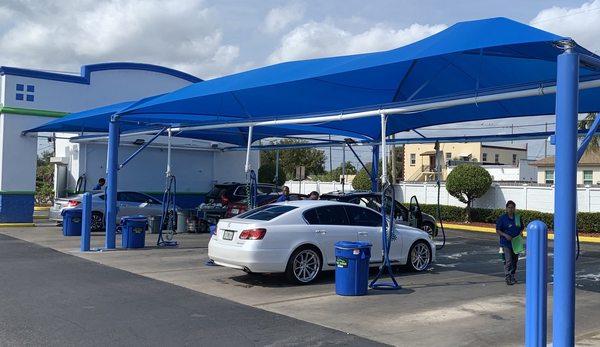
285, 246, 322, 284
408, 241, 432, 272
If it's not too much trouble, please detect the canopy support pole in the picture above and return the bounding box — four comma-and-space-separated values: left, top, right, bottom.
552, 48, 579, 347
380, 114, 388, 185
274, 150, 280, 184
346, 142, 371, 177
119, 127, 167, 170
342, 145, 346, 193
245, 126, 254, 173
166, 128, 172, 176
577, 114, 600, 163
105, 116, 120, 249
371, 145, 379, 192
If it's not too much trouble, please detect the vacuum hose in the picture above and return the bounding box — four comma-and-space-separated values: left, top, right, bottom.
435, 178, 447, 250
158, 174, 177, 246
246, 170, 258, 210
369, 183, 400, 290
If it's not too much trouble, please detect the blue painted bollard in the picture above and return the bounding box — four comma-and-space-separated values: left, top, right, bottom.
80, 192, 92, 252
525, 220, 547, 347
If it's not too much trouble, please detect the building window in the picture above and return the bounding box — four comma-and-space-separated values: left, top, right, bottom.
495, 154, 500, 163
482, 153, 487, 162
512, 154, 517, 165
410, 153, 416, 166
445, 152, 452, 160
583, 170, 593, 185
545, 170, 554, 184
16, 83, 35, 102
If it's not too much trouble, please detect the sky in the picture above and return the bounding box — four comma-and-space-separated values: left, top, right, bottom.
3, 0, 599, 168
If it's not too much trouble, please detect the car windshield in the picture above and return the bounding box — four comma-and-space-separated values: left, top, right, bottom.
237, 205, 297, 221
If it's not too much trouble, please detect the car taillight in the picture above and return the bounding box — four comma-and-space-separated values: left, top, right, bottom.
68, 200, 81, 207
239, 228, 266, 240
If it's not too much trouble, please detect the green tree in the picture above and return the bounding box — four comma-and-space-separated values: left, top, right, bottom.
579, 112, 599, 153
446, 164, 492, 222
317, 162, 357, 181
352, 165, 372, 190
260, 139, 326, 180
258, 162, 286, 185
36, 151, 54, 205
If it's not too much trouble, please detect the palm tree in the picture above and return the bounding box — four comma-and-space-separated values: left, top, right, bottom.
578, 112, 600, 153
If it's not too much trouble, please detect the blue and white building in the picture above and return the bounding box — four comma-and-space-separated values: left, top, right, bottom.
0, 63, 257, 223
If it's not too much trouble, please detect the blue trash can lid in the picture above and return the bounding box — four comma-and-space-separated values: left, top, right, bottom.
61, 208, 83, 216
335, 241, 372, 249
120, 215, 148, 223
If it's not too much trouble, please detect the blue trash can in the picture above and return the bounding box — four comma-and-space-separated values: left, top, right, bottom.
61, 209, 82, 236
334, 241, 372, 296
121, 216, 148, 249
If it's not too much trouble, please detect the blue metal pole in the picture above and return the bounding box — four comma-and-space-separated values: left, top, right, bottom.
105, 118, 120, 249
371, 145, 379, 192
80, 192, 92, 252
526, 220, 548, 347
553, 50, 579, 346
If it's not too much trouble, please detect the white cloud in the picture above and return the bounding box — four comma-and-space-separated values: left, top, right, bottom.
530, 0, 600, 53
268, 21, 447, 64
0, 0, 240, 79
263, 3, 305, 34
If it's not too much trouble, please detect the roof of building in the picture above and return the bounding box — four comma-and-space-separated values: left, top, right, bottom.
532, 150, 600, 167
481, 144, 527, 151
0, 62, 202, 84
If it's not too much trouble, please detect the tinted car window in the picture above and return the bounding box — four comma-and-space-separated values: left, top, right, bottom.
345, 205, 382, 227
314, 205, 349, 225
303, 208, 319, 224
238, 205, 297, 220
124, 192, 153, 203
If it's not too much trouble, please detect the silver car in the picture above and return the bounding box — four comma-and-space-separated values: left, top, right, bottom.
50, 191, 165, 231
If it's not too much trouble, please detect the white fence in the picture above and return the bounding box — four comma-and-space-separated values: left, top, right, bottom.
285, 180, 353, 195
395, 182, 600, 213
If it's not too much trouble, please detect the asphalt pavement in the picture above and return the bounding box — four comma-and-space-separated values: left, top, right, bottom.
0, 233, 384, 347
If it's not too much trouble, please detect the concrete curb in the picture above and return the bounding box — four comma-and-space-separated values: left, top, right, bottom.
0, 223, 36, 227
441, 223, 600, 244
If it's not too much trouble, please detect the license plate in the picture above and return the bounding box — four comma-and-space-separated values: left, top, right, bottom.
223, 230, 235, 240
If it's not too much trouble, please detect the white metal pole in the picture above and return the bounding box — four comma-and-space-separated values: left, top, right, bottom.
244, 126, 254, 173
342, 145, 346, 193
381, 113, 388, 184
166, 128, 172, 176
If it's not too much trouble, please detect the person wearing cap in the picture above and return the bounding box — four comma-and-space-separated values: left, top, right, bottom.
495, 200, 524, 285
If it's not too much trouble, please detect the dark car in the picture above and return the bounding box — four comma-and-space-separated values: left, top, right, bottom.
198, 183, 283, 229
319, 191, 438, 237
224, 192, 308, 218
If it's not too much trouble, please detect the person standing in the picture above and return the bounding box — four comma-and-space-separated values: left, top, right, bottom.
496, 200, 524, 285
93, 178, 106, 191
276, 186, 290, 202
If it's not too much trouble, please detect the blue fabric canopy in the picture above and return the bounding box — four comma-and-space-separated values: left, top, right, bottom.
28, 17, 600, 141
117, 17, 600, 139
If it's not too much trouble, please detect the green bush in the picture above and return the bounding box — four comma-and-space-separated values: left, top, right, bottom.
420, 204, 600, 233
446, 164, 492, 221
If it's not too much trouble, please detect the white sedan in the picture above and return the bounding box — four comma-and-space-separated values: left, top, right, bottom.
208, 200, 435, 284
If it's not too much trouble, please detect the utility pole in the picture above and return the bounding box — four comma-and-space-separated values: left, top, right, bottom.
391, 134, 396, 184
544, 122, 548, 159
328, 134, 333, 172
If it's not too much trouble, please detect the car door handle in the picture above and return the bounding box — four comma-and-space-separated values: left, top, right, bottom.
358, 231, 368, 236
314, 229, 327, 234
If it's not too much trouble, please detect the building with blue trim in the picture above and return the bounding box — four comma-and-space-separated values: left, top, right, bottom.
0, 62, 256, 222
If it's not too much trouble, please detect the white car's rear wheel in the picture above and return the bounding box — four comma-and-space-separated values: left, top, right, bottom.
91, 212, 104, 232
286, 247, 322, 284
408, 241, 432, 272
